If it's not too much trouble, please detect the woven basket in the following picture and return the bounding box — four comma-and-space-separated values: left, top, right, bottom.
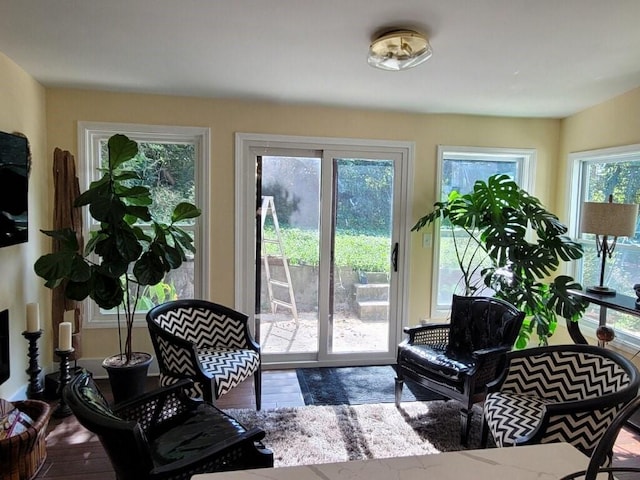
0, 400, 51, 480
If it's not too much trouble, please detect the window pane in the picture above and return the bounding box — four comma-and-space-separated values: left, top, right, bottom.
578, 159, 640, 339
90, 131, 201, 320
437, 156, 520, 307
99, 140, 196, 225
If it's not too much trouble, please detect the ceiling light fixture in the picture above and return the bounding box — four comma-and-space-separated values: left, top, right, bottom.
367, 29, 432, 71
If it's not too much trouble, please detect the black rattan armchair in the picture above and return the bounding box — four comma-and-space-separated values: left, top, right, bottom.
63, 370, 273, 480
395, 295, 525, 445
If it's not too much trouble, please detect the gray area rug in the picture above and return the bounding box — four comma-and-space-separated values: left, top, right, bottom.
226, 401, 485, 467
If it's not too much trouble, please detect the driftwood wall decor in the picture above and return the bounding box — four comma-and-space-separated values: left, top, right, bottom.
52, 148, 84, 360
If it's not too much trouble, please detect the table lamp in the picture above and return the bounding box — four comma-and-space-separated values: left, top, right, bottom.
580, 195, 638, 295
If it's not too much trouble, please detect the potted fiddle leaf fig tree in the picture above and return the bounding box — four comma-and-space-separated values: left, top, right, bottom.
35, 134, 201, 402
413, 174, 587, 347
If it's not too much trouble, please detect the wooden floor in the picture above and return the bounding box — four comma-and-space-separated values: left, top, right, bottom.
33, 370, 640, 479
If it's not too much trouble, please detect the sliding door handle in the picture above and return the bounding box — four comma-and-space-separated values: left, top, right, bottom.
392, 242, 398, 272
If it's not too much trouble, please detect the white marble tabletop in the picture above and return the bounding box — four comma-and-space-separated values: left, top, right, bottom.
192, 443, 589, 480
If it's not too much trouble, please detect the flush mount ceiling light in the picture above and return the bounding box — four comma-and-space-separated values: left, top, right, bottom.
367, 29, 432, 71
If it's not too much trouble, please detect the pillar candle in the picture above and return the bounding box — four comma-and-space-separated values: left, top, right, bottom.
26, 303, 40, 332
59, 322, 72, 351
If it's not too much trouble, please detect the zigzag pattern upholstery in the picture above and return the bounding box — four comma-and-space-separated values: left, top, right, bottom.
482, 344, 640, 457
147, 299, 262, 410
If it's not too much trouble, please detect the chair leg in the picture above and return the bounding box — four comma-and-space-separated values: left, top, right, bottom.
254, 366, 262, 411
480, 415, 489, 448
460, 407, 472, 447
394, 375, 403, 407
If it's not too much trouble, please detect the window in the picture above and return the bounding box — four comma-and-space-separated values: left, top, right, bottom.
78, 122, 209, 326
432, 146, 534, 315
569, 144, 640, 347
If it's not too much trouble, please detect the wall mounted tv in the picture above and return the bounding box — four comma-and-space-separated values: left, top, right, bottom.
0, 131, 29, 247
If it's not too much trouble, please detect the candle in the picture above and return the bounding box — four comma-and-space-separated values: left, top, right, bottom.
26, 303, 40, 332
59, 322, 72, 351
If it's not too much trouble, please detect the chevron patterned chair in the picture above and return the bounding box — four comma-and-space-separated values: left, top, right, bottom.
147, 299, 262, 410
395, 295, 525, 446
559, 395, 640, 480
482, 344, 640, 458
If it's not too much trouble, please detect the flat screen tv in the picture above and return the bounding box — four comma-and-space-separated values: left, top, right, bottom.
0, 131, 29, 247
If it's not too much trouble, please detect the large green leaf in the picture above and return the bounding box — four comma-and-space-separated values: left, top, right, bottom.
133, 252, 166, 286
89, 271, 125, 309
107, 134, 138, 170
39, 228, 79, 252
171, 202, 202, 222
34, 252, 77, 288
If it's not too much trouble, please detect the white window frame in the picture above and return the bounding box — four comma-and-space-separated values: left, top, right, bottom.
431, 145, 535, 317
78, 121, 210, 328
567, 143, 640, 351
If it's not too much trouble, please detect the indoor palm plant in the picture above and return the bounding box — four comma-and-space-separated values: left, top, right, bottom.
34, 133, 201, 400
413, 174, 587, 346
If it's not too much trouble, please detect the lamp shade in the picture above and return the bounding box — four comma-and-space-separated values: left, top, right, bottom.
580, 201, 638, 237
367, 30, 432, 71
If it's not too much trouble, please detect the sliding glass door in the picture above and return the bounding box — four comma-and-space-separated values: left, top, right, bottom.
236, 134, 412, 367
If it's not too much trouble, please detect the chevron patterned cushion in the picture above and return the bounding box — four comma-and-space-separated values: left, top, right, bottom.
198, 348, 259, 397
484, 392, 553, 446
159, 348, 259, 399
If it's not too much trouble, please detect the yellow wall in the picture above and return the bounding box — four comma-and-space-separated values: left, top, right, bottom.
0, 52, 48, 399
557, 87, 640, 217
45, 88, 561, 361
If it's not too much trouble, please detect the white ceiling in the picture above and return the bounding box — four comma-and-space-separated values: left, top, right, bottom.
1, 0, 640, 118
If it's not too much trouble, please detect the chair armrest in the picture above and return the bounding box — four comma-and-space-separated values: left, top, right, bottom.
148, 323, 207, 379
149, 426, 270, 478
114, 379, 200, 432
467, 346, 511, 386
402, 323, 450, 346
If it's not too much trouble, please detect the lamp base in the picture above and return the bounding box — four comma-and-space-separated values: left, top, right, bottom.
587, 285, 616, 296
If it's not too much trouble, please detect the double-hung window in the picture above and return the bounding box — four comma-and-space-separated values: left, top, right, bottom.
78, 122, 209, 326
569, 145, 640, 347
432, 146, 534, 316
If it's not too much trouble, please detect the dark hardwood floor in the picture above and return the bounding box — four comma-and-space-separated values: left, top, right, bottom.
33, 370, 640, 479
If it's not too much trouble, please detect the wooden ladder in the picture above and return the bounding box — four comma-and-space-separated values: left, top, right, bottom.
260, 196, 299, 322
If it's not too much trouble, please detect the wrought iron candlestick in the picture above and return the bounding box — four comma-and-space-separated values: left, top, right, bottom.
54, 347, 75, 417
22, 329, 44, 399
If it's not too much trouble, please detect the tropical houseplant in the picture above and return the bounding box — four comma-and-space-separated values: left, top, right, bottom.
413, 174, 587, 347
34, 134, 201, 400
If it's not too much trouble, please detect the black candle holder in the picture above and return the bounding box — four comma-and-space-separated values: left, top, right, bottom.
54, 347, 75, 418
22, 330, 44, 400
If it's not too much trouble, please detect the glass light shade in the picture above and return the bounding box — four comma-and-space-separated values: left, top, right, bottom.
367, 30, 432, 71
580, 201, 638, 237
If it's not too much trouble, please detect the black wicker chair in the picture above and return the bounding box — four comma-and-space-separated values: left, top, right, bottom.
482, 344, 640, 459
147, 299, 262, 409
63, 370, 273, 480
395, 294, 525, 445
